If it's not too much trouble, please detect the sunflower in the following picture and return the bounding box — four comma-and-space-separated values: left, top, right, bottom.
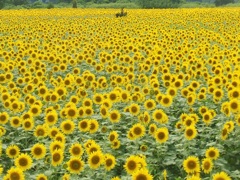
212, 171, 231, 180
129, 103, 140, 116
67, 157, 85, 174
84, 107, 94, 116
183, 156, 200, 174
161, 94, 173, 107
139, 111, 151, 125
6, 167, 24, 180
229, 98, 240, 113
152, 109, 168, 124
144, 99, 156, 111
78, 119, 89, 132
235, 114, 240, 126
0, 112, 9, 124
124, 155, 141, 175
10, 116, 22, 128
86, 143, 101, 155
29, 105, 42, 117
184, 126, 197, 140
45, 111, 58, 126
31, 143, 46, 159
109, 131, 119, 142
109, 110, 121, 123
104, 154, 116, 171
34, 125, 48, 138
155, 127, 169, 143
100, 106, 109, 119
111, 177, 120, 180
121, 90, 130, 102
61, 119, 75, 134
130, 123, 145, 139
148, 123, 157, 136
213, 88, 224, 101
88, 151, 103, 169
51, 149, 64, 167
132, 169, 153, 180
69, 143, 84, 157
201, 158, 213, 174
89, 119, 99, 134
15, 153, 33, 171
224, 121, 234, 132
93, 93, 103, 105
202, 111, 213, 125
111, 139, 121, 149
221, 126, 229, 140
50, 141, 65, 153
78, 107, 85, 118
54, 133, 66, 144
6, 145, 20, 159
205, 147, 220, 160
22, 118, 34, 131
108, 91, 119, 103
62, 173, 70, 180
36, 174, 48, 180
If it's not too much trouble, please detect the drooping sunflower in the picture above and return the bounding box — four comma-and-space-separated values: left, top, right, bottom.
201, 158, 213, 174
88, 151, 103, 169
6, 167, 24, 180
69, 143, 84, 157
15, 153, 33, 171
51, 149, 64, 167
111, 139, 121, 150
184, 126, 197, 140
109, 110, 121, 123
132, 168, 153, 180
31, 143, 46, 160
67, 157, 85, 174
205, 147, 220, 160
212, 171, 231, 180
104, 154, 116, 171
155, 127, 169, 143
60, 119, 75, 134
6, 145, 20, 159
183, 156, 200, 174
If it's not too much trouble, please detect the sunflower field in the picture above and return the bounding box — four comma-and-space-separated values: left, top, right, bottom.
0, 7, 240, 180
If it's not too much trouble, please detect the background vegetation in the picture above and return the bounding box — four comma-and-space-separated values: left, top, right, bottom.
0, 0, 240, 9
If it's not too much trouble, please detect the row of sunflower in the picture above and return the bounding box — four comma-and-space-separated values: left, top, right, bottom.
0, 7, 240, 180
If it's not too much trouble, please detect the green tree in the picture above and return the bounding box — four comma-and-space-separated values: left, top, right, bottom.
0, 0, 5, 9
214, 0, 234, 6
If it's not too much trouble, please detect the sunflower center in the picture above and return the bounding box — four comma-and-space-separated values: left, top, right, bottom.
187, 160, 196, 169
106, 159, 113, 166
222, 128, 228, 136
186, 129, 193, 136
31, 108, 38, 114
37, 129, 44, 136
203, 161, 210, 170
163, 98, 169, 104
209, 151, 216, 158
80, 121, 87, 129
131, 106, 138, 113
34, 147, 42, 155
111, 113, 118, 120
136, 174, 147, 180
72, 147, 80, 154
19, 158, 28, 166
10, 172, 20, 180
127, 160, 137, 170
155, 112, 162, 120
47, 115, 55, 122
53, 153, 61, 162
147, 102, 153, 108
91, 155, 100, 164
230, 102, 238, 109
109, 134, 115, 141
157, 132, 165, 139
64, 123, 71, 130
10, 149, 17, 155
70, 160, 81, 170
133, 127, 142, 135
68, 109, 76, 117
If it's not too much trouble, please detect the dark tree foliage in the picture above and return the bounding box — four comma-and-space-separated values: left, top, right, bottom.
215, 0, 234, 6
